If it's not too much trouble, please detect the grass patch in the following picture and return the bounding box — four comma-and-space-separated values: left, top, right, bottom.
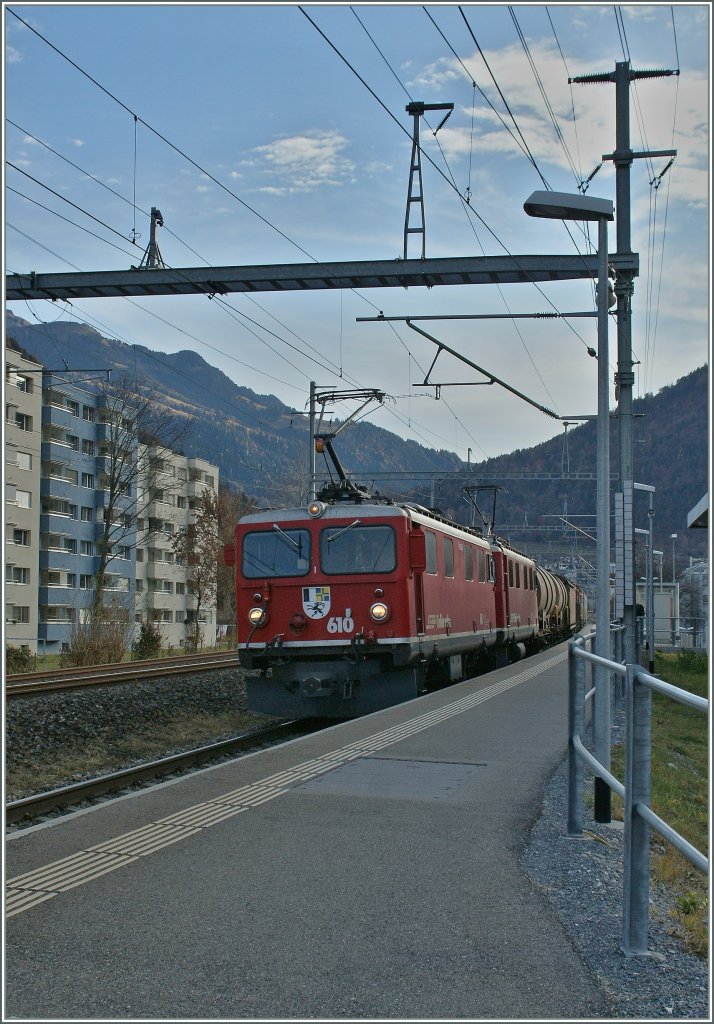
609, 650, 709, 957
6, 708, 273, 800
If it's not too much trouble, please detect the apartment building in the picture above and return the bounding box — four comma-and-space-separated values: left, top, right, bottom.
4, 343, 220, 657
37, 373, 138, 657
5, 340, 42, 653
135, 448, 219, 649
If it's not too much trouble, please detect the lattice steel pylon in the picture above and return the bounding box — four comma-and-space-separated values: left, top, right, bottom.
138, 207, 167, 269
403, 101, 453, 260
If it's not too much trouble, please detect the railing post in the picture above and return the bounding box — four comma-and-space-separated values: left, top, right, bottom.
622, 662, 653, 955
567, 640, 585, 836
613, 625, 624, 705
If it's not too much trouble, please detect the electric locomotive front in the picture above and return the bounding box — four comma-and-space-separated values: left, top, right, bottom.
232, 501, 427, 718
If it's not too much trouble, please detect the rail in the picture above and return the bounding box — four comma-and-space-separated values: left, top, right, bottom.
5, 650, 240, 697
568, 632, 708, 956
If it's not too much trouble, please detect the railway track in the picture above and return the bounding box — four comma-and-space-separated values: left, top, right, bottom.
6, 719, 328, 827
5, 650, 241, 697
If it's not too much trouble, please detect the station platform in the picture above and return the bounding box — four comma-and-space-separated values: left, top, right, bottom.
5, 643, 613, 1020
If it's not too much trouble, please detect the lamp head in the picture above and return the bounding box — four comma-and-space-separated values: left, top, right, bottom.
524, 190, 614, 222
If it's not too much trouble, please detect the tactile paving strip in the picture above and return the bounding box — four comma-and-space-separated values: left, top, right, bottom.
6, 651, 565, 917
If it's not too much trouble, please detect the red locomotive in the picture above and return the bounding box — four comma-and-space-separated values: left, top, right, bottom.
226, 484, 587, 720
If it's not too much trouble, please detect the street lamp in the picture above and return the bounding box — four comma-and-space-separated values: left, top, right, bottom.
524, 190, 614, 823
671, 533, 677, 583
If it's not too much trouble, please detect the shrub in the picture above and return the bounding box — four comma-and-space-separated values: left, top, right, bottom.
132, 620, 164, 661
66, 599, 132, 666
6, 645, 34, 674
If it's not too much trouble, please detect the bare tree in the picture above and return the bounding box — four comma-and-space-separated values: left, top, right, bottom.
172, 488, 220, 651
92, 373, 191, 617
215, 484, 257, 640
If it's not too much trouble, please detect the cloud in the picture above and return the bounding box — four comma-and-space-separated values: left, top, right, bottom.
69, 138, 85, 147
6, 45, 22, 64
249, 129, 355, 194
411, 38, 707, 211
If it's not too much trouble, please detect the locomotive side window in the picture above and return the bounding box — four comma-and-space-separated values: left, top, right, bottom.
488, 555, 495, 583
477, 549, 486, 583
443, 537, 454, 578
508, 560, 514, 587
515, 562, 521, 589
242, 528, 310, 578
464, 545, 473, 581
425, 531, 437, 574
320, 524, 396, 575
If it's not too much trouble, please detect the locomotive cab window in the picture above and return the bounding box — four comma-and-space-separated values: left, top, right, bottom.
242, 528, 310, 578
320, 524, 396, 575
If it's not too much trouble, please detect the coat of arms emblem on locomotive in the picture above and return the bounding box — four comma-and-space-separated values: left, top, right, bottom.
302, 586, 331, 619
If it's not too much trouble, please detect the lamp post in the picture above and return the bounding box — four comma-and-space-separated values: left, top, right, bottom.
524, 191, 614, 823
670, 533, 677, 583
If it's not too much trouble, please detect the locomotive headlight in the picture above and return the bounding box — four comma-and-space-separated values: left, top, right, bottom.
307, 500, 325, 518
369, 601, 390, 623
248, 606, 267, 627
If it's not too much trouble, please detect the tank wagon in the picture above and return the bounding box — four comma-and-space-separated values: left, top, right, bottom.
225, 494, 587, 720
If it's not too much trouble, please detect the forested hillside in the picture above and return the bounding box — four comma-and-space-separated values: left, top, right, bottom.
6, 310, 462, 503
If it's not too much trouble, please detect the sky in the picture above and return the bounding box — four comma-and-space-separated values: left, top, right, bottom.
3, 2, 711, 466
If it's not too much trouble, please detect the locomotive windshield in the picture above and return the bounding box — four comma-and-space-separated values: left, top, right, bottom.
242, 528, 310, 578
320, 524, 396, 575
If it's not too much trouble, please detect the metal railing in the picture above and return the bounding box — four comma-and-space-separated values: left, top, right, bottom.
568, 630, 708, 955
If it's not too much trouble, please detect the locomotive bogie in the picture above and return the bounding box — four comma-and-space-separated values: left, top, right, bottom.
246, 657, 424, 718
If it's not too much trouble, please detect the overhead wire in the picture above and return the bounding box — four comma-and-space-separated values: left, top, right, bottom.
300, 4, 596, 361
6, 8, 483, 458
507, 6, 582, 187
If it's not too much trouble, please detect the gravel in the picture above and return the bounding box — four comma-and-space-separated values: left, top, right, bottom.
5, 669, 263, 796
521, 712, 709, 1020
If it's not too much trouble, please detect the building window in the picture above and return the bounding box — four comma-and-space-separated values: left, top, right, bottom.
82, 472, 95, 488
67, 400, 80, 416
82, 439, 95, 457
81, 506, 94, 522
16, 490, 32, 509
83, 406, 95, 421
13, 529, 30, 546
80, 541, 95, 556
6, 566, 30, 585
176, 582, 185, 596
16, 451, 32, 471
14, 412, 32, 431
6, 605, 30, 624
80, 575, 94, 590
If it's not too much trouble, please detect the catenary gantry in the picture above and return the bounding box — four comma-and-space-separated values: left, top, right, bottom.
5, 253, 638, 302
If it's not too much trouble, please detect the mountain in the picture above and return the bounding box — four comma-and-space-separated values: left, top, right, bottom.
5, 310, 708, 568
430, 366, 709, 570
5, 310, 462, 502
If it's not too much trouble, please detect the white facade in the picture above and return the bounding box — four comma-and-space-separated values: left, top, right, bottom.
135, 448, 219, 649
4, 342, 42, 653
